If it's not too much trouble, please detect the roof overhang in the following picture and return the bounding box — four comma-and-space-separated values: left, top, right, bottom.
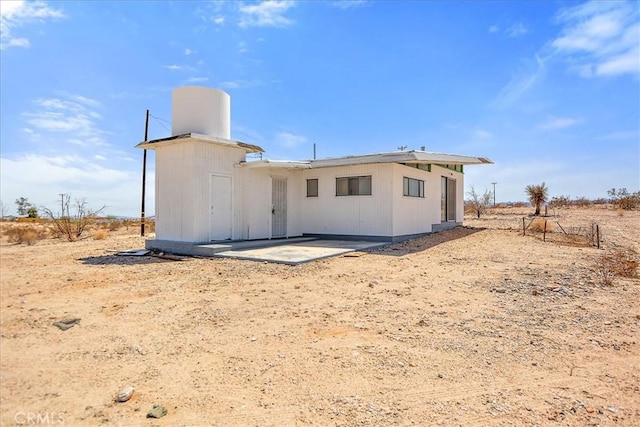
239, 160, 312, 169
136, 133, 264, 153
309, 150, 493, 168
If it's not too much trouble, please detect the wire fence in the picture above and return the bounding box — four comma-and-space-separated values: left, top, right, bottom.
522, 216, 601, 248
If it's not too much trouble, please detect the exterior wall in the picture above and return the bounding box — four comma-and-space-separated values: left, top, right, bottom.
155, 145, 466, 243
155, 140, 246, 242
390, 163, 438, 236
431, 164, 464, 225
239, 168, 303, 240
300, 164, 394, 237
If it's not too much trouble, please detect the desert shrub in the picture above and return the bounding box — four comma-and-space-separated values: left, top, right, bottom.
596, 247, 639, 285
529, 217, 553, 233
549, 195, 571, 208
571, 196, 591, 207
4, 226, 43, 245
608, 188, 640, 210
465, 186, 493, 218
107, 219, 122, 231
592, 198, 609, 205
92, 229, 109, 240
41, 194, 105, 242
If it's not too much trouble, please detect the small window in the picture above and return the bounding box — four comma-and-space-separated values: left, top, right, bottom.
336, 175, 372, 196
403, 177, 424, 198
306, 179, 318, 197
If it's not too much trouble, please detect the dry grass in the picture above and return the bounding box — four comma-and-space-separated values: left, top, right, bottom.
529, 217, 554, 232
596, 247, 639, 285
92, 229, 109, 240
3, 225, 46, 245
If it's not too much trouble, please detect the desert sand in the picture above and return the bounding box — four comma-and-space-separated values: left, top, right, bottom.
1, 206, 638, 426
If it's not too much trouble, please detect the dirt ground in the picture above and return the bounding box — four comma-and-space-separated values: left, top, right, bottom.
1, 207, 638, 426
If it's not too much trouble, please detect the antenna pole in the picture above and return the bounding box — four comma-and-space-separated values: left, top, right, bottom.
491, 182, 497, 207
313, 143, 316, 160
141, 109, 149, 236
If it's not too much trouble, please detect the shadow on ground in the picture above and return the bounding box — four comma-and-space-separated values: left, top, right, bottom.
78, 254, 187, 266
367, 226, 487, 257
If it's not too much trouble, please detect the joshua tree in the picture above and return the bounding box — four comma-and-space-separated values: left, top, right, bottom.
525, 182, 549, 216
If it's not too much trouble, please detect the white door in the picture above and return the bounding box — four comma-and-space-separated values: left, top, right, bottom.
210, 175, 232, 241
271, 176, 287, 238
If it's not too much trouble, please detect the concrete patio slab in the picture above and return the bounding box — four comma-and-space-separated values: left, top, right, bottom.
211, 239, 387, 265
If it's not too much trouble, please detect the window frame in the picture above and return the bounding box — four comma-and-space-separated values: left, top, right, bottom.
336, 175, 372, 196
403, 176, 425, 198
306, 178, 318, 197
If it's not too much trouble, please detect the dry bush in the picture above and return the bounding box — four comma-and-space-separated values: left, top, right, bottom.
106, 219, 122, 231
596, 248, 639, 285
92, 229, 109, 240
4, 225, 44, 245
529, 218, 553, 233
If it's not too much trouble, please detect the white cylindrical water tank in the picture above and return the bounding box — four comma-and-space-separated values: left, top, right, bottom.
171, 86, 230, 139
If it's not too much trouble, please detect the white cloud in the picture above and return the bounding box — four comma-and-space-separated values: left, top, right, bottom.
474, 129, 493, 139
0, 153, 152, 217
491, 54, 546, 109
597, 130, 640, 140
538, 117, 582, 130
488, 25, 500, 33
0, 0, 65, 50
238, 1, 295, 28
184, 48, 194, 55
212, 15, 225, 25
551, 1, 640, 77
163, 64, 196, 72
220, 79, 262, 89
506, 22, 528, 37
183, 76, 209, 84
331, 0, 369, 9
22, 94, 109, 146
276, 131, 307, 148
238, 41, 248, 53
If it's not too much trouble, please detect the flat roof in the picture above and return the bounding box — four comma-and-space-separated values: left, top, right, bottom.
136, 133, 264, 153
242, 150, 492, 169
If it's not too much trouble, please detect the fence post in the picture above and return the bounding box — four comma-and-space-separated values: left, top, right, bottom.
522, 217, 525, 236
543, 220, 547, 242
596, 224, 600, 249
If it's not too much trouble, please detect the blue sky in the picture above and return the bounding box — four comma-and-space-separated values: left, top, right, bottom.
1, 0, 638, 217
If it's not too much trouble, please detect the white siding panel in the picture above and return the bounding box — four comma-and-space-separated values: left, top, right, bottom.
154, 140, 246, 242
390, 164, 435, 236
240, 168, 303, 240
300, 164, 393, 237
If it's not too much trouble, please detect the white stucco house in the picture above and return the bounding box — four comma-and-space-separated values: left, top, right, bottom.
136, 87, 492, 254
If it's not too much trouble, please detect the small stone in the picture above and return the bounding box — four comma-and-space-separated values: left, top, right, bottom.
437, 373, 444, 379
251, 336, 257, 341
608, 406, 617, 413
493, 288, 506, 293
53, 318, 81, 331
116, 386, 134, 402
146, 405, 167, 419
586, 406, 595, 413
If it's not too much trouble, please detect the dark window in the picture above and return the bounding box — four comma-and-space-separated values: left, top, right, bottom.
336, 175, 372, 196
306, 179, 318, 197
403, 177, 424, 198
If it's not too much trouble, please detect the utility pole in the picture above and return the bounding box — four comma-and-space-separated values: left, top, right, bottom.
59, 193, 65, 217
141, 109, 149, 236
491, 182, 497, 207
313, 143, 316, 160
